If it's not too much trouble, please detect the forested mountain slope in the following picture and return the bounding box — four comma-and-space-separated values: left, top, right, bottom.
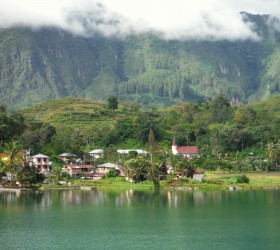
1, 13, 280, 110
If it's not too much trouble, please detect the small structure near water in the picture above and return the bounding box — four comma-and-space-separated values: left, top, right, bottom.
192, 169, 205, 182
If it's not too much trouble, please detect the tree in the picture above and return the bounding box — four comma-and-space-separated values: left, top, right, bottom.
208, 95, 232, 123
0, 104, 6, 113
103, 145, 119, 163
51, 163, 63, 184
148, 129, 156, 152
0, 160, 7, 179
169, 154, 195, 177
16, 166, 45, 185
234, 106, 256, 124
148, 163, 160, 191
265, 142, 280, 166
125, 157, 149, 183
0, 112, 26, 144
19, 122, 56, 153
2, 140, 24, 174
107, 96, 118, 110
106, 168, 119, 178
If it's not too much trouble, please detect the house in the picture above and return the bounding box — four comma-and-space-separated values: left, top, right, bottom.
31, 154, 51, 175
62, 165, 95, 178
58, 153, 77, 164
74, 158, 91, 165
88, 149, 104, 159
171, 141, 198, 159
89, 149, 148, 159
96, 162, 125, 176
117, 149, 148, 155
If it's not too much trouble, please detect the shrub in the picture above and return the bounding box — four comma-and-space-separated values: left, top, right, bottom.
236, 175, 249, 184
106, 168, 119, 178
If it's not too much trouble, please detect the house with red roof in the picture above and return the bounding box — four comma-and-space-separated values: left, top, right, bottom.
171, 141, 198, 160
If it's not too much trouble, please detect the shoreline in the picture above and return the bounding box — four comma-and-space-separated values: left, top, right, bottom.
1, 184, 280, 192
1, 172, 280, 192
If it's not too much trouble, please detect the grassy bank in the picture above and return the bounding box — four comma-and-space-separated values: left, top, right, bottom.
36, 172, 280, 191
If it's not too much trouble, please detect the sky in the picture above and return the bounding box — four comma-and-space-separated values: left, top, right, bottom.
0, 0, 280, 41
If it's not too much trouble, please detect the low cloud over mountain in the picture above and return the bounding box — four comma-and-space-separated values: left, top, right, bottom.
1, 0, 280, 41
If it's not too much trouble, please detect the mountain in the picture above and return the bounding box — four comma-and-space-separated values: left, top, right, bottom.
1, 13, 280, 110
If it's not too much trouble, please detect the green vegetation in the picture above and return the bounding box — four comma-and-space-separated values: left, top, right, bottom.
2, 95, 280, 162
1, 94, 280, 190
37, 172, 280, 191
1, 13, 280, 111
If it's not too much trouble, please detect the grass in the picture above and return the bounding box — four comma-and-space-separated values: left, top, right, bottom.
202, 172, 280, 190
37, 172, 280, 191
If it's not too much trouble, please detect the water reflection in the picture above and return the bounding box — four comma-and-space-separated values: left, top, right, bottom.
1, 189, 279, 209
1, 189, 279, 250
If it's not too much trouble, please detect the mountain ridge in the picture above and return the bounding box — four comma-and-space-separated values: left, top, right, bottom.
1, 13, 280, 110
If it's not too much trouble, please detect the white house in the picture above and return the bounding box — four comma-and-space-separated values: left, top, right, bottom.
89, 149, 148, 159
58, 153, 77, 164
88, 149, 104, 159
117, 149, 148, 155
31, 154, 51, 175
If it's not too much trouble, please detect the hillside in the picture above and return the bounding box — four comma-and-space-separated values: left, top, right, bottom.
19, 94, 280, 151
1, 13, 280, 110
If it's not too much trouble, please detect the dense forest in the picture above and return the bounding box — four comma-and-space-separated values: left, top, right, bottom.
1, 13, 280, 111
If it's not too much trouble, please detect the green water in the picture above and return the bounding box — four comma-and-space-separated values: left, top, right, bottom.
0, 189, 279, 250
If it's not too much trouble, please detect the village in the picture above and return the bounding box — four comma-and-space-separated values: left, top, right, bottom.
0, 141, 205, 188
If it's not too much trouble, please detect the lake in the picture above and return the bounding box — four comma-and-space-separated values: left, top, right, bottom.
0, 189, 279, 250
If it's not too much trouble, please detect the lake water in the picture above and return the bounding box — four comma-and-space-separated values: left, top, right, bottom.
0, 189, 279, 250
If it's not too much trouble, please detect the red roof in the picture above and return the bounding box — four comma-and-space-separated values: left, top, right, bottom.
177, 146, 198, 154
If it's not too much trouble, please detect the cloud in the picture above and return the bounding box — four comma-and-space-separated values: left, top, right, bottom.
0, 0, 279, 41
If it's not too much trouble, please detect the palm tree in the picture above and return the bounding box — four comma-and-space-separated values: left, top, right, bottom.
51, 163, 63, 184
265, 142, 280, 170
2, 140, 24, 174
0, 160, 7, 176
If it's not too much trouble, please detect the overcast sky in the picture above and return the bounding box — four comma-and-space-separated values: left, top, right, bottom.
0, 0, 280, 40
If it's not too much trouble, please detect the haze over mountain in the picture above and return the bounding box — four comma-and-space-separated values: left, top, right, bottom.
1, 1, 280, 110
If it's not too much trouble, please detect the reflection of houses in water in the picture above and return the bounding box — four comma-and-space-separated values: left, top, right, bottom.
39, 191, 52, 209
0, 190, 21, 204
167, 191, 179, 207
166, 191, 206, 207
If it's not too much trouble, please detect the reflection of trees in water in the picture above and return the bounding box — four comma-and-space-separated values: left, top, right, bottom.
0, 190, 44, 211
0, 190, 223, 209
1, 190, 279, 209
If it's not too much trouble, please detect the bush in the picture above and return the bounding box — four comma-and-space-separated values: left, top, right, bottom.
236, 175, 249, 184
106, 168, 119, 178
